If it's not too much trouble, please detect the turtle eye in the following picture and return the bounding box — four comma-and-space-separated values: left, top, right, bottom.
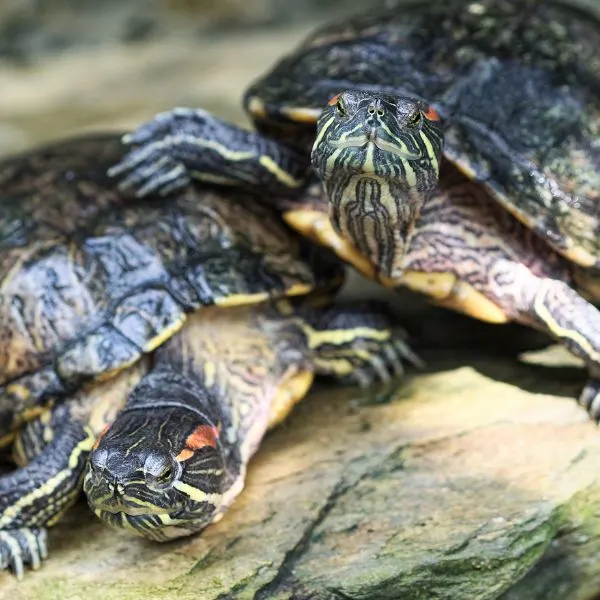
158, 465, 173, 483
406, 110, 422, 127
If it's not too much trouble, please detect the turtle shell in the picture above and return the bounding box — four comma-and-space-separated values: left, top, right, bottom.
244, 0, 600, 268
0, 134, 343, 433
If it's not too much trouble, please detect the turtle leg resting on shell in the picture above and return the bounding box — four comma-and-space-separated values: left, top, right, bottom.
107, 107, 314, 198
107, 94, 445, 283
0, 297, 412, 577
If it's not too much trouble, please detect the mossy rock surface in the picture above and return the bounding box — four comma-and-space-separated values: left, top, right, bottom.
2, 312, 600, 600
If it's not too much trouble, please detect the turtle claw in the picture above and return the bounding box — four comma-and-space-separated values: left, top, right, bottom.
0, 527, 48, 579
390, 336, 426, 370
109, 141, 190, 198
150, 166, 191, 197
579, 378, 600, 421
109, 107, 218, 197
351, 337, 423, 388
114, 149, 189, 198
121, 107, 210, 146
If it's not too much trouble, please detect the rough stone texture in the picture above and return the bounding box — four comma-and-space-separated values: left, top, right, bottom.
1, 313, 600, 600
2, 5, 600, 598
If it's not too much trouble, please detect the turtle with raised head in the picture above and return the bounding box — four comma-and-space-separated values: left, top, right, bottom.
0, 133, 413, 577
108, 0, 600, 416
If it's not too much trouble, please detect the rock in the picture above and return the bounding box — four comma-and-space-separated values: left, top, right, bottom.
0, 309, 599, 600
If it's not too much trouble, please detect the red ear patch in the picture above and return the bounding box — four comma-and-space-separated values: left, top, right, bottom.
186, 424, 220, 450
328, 93, 342, 106
93, 425, 110, 450
423, 106, 441, 121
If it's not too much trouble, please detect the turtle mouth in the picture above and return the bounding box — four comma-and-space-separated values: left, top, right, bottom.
92, 506, 173, 540
92, 499, 187, 517
328, 137, 422, 160
93, 503, 161, 517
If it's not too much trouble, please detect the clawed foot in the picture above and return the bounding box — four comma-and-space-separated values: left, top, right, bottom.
579, 378, 600, 422
349, 335, 424, 388
0, 527, 48, 580
108, 107, 215, 197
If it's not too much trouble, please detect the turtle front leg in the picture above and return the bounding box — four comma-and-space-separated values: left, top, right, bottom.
483, 264, 600, 420
403, 176, 600, 421
0, 404, 94, 579
108, 108, 310, 197
0, 368, 138, 578
515, 276, 600, 420
293, 300, 423, 387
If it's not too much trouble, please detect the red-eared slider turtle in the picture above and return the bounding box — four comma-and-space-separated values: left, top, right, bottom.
108, 0, 600, 417
83, 296, 405, 542
0, 134, 413, 577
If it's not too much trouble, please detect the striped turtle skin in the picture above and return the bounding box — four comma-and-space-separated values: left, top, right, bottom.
0, 133, 416, 578
105, 0, 600, 423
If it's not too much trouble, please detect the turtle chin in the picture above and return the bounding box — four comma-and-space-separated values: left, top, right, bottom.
310, 90, 444, 281
311, 139, 427, 282
91, 507, 214, 542
88, 492, 222, 542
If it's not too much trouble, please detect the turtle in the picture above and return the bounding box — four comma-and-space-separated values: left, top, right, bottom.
82, 295, 406, 543
107, 0, 600, 417
0, 133, 415, 578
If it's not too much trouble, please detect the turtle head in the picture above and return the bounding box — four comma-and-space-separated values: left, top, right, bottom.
84, 392, 234, 542
311, 90, 444, 280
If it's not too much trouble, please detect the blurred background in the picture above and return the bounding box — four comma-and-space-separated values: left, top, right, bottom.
0, 0, 393, 157
1, 0, 598, 155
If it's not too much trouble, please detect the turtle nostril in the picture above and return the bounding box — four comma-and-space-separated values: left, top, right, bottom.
367, 102, 384, 118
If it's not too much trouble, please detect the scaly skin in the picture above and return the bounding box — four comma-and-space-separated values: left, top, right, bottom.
0, 364, 146, 579
0, 134, 342, 437
311, 91, 443, 280
279, 165, 600, 420
84, 299, 416, 542
401, 165, 600, 420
